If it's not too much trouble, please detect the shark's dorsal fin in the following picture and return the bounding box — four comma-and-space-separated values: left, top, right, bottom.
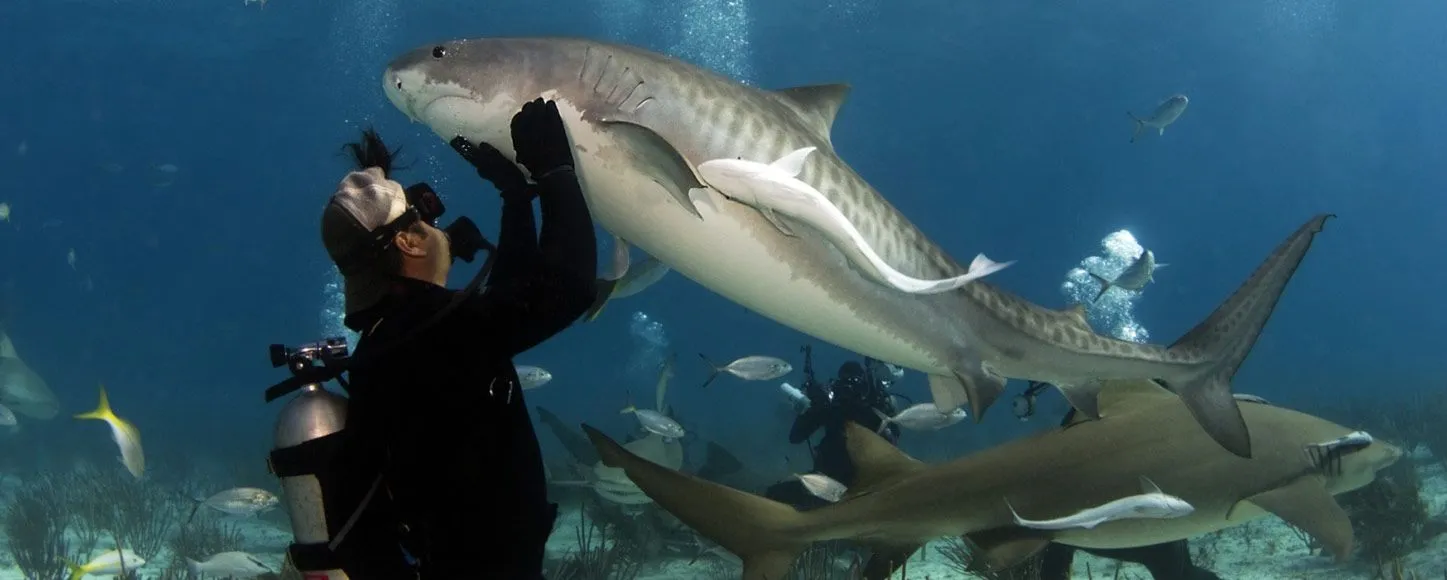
1232, 476, 1353, 560
843, 421, 925, 496
774, 84, 851, 143
1060, 304, 1090, 328
1095, 379, 1174, 416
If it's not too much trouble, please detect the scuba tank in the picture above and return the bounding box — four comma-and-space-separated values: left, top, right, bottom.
265, 338, 354, 580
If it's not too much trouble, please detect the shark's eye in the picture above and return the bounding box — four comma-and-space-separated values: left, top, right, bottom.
432, 45, 448, 59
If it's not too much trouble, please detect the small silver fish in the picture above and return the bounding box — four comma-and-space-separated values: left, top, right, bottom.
1089, 249, 1168, 302
515, 365, 553, 390
190, 487, 280, 522
187, 551, 272, 578
1007, 477, 1193, 530
620, 405, 685, 439
874, 403, 967, 432
795, 473, 847, 503
698, 354, 793, 388
1128, 94, 1189, 143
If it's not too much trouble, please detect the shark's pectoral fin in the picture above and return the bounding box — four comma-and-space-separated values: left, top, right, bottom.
963, 527, 1053, 572
759, 208, 797, 237
1235, 476, 1353, 561
597, 119, 706, 220
842, 422, 925, 497
929, 358, 1007, 421
859, 541, 925, 580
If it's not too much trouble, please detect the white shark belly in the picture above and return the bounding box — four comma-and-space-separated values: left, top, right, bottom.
563, 113, 946, 372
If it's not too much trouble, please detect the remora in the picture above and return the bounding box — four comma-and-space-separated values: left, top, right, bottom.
583, 380, 1403, 580
382, 37, 1330, 458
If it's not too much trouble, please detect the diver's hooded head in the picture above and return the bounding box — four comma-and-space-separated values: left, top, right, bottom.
321, 129, 451, 317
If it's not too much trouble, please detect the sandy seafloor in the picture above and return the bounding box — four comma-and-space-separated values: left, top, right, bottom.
1, 453, 1443, 579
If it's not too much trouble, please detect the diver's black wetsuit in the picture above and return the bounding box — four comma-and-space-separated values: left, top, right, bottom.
765, 348, 900, 509
1028, 382, 1223, 580
337, 156, 597, 575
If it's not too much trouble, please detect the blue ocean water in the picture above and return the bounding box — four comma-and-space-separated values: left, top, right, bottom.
1, 0, 1444, 578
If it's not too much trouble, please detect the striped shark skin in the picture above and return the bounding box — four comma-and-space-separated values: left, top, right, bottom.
381, 37, 1330, 458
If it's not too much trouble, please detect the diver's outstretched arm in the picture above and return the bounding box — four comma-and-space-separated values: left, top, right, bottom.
446, 99, 598, 357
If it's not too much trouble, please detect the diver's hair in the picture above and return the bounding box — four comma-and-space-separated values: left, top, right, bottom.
342, 127, 412, 177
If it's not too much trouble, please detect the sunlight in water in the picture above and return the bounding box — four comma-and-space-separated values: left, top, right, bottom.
628, 311, 672, 379
1059, 229, 1150, 343
670, 0, 754, 83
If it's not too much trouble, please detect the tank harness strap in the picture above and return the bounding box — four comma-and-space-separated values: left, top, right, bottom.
267, 430, 346, 478
328, 473, 385, 551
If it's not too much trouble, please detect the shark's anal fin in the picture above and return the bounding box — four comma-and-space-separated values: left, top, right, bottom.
1235, 476, 1353, 561
596, 119, 706, 220
842, 422, 925, 497
963, 527, 1053, 572
759, 208, 796, 237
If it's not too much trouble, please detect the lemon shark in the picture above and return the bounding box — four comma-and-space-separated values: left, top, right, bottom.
583, 379, 1403, 580
382, 37, 1330, 458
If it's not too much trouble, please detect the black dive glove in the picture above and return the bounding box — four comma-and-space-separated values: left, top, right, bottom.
511, 98, 576, 179
448, 136, 531, 199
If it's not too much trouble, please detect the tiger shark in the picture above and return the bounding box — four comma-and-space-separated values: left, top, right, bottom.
382, 37, 1330, 458
583, 379, 1403, 580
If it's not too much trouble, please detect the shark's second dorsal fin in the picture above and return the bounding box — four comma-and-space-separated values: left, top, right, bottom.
843, 421, 925, 497
774, 84, 851, 144
1095, 379, 1174, 417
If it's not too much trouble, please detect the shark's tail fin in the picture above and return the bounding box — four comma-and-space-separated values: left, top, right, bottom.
1166, 214, 1334, 458
582, 278, 618, 322
1087, 272, 1114, 303
1127, 112, 1146, 143
583, 424, 811, 579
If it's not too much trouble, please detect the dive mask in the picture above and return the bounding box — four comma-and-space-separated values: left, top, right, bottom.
403, 182, 487, 264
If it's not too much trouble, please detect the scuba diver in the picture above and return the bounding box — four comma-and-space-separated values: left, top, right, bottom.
764, 344, 901, 509
1015, 381, 1223, 580
316, 98, 597, 578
